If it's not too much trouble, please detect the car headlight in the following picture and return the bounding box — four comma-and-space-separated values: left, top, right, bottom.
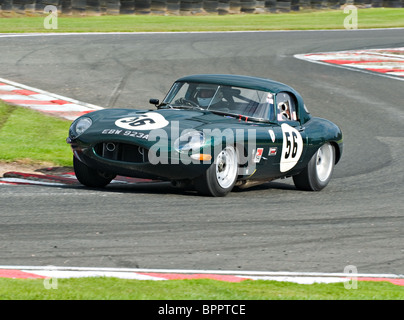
70, 117, 92, 139
174, 131, 205, 152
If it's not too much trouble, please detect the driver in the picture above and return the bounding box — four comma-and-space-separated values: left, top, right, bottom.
197, 88, 216, 107
195, 85, 224, 108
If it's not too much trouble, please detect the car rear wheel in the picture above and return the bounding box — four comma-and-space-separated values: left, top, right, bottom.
194, 145, 238, 197
293, 142, 335, 191
73, 156, 116, 188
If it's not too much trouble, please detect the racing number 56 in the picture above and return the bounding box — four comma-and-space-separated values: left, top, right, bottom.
284, 131, 298, 159
280, 123, 303, 173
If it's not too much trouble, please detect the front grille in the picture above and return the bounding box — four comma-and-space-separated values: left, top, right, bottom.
94, 142, 148, 163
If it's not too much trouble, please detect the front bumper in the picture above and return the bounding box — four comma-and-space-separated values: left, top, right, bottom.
67, 138, 211, 181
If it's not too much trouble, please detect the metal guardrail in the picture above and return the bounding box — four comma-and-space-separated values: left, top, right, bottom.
0, 0, 402, 15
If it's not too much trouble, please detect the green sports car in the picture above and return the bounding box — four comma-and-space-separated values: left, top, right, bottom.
67, 74, 343, 196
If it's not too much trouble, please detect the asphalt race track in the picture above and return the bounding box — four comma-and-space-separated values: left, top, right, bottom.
0, 30, 403, 275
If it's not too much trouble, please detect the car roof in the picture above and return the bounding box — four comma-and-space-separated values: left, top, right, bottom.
176, 74, 295, 94
175, 74, 311, 124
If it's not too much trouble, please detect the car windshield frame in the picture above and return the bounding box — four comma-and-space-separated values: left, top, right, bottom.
160, 81, 276, 122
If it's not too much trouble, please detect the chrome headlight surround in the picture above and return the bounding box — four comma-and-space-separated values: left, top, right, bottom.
174, 131, 205, 153
69, 117, 92, 139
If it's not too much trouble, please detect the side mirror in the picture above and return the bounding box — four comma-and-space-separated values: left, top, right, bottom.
149, 98, 159, 106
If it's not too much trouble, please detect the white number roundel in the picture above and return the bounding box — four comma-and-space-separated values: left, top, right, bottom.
115, 112, 169, 131
280, 123, 303, 172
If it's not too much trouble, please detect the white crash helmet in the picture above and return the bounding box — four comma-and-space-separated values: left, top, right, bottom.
196, 85, 222, 108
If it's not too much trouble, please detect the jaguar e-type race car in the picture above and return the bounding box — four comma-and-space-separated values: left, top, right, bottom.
67, 74, 343, 196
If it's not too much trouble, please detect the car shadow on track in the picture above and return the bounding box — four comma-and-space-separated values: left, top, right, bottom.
1, 168, 300, 196
70, 179, 299, 197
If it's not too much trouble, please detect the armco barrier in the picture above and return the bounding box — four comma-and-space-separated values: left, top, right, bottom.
0, 0, 402, 15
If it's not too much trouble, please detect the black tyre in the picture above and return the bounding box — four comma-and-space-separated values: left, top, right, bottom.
293, 142, 335, 191
73, 156, 116, 188
194, 145, 238, 197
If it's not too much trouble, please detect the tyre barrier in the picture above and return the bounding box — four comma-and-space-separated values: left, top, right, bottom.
0, 0, 402, 15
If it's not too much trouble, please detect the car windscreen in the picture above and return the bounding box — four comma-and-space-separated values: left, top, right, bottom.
162, 82, 275, 122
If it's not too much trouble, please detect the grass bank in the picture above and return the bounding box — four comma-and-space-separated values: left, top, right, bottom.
0, 102, 72, 166
0, 8, 403, 33
0, 277, 403, 299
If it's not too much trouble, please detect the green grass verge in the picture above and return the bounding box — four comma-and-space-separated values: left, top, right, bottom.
0, 101, 72, 167
0, 277, 403, 300
0, 8, 403, 33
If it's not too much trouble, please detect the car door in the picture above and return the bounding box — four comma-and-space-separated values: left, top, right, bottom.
272, 92, 307, 174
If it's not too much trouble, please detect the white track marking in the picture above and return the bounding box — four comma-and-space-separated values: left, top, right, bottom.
0, 77, 103, 120
295, 47, 404, 82
0, 265, 402, 285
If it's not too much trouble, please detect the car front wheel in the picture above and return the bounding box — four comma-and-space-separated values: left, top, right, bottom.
73, 156, 116, 188
194, 145, 238, 197
293, 142, 335, 191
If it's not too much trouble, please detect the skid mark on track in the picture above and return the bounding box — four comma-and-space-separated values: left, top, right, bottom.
335, 136, 404, 192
